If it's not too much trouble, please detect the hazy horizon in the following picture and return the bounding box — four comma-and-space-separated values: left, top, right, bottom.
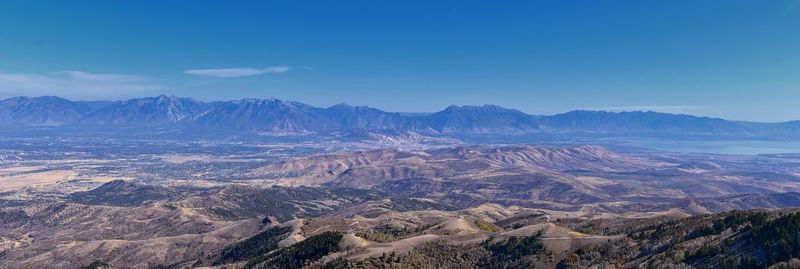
4, 94, 799, 123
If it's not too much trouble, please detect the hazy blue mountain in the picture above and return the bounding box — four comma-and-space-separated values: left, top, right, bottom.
191, 98, 334, 134
80, 95, 208, 126
766, 120, 800, 135
418, 104, 539, 134
535, 110, 757, 135
323, 103, 413, 130
0, 96, 95, 126
1, 95, 799, 138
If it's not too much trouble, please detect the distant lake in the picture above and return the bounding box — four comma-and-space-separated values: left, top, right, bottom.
624, 139, 800, 155
460, 134, 800, 155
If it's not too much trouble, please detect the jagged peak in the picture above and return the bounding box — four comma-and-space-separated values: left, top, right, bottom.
229, 97, 306, 107
327, 103, 384, 112
329, 103, 353, 108
1, 95, 72, 103
438, 104, 523, 114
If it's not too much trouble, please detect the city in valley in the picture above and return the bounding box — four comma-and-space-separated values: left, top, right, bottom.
1, 96, 800, 268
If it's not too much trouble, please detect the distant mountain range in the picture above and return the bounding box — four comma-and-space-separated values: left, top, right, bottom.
1, 95, 799, 137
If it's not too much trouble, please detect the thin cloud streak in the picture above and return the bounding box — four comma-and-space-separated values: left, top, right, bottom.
183, 66, 289, 78
0, 71, 163, 100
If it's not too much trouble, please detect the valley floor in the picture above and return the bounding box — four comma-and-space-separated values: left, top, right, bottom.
2, 139, 800, 268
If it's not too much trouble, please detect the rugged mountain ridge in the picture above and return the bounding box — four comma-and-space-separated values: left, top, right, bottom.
80, 95, 208, 126
0, 96, 96, 125
1, 95, 799, 137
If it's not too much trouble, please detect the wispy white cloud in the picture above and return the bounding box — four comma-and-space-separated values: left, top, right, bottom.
581, 105, 704, 114
0, 71, 163, 99
183, 66, 290, 78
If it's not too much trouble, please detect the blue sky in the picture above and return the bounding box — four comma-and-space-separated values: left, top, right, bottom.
1, 1, 799, 122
